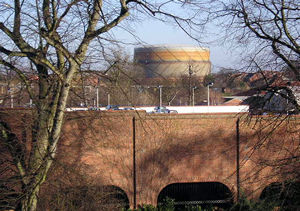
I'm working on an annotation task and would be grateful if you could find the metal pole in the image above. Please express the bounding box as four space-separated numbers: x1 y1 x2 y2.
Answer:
207 85 210 106
132 117 137 209
286 95 289 115
189 65 193 106
107 93 110 106
192 87 195 106
236 118 240 201
131 87 133 106
159 85 162 107
96 87 99 107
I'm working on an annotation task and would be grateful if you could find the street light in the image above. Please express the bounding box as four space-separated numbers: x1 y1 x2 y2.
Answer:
188 65 193 106
207 82 214 106
8 87 13 108
96 87 99 107
107 93 110 106
192 86 198 106
96 77 102 108
158 85 163 107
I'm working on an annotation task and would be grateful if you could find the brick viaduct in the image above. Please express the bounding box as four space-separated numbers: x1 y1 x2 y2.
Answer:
47 110 299 208
2 110 299 209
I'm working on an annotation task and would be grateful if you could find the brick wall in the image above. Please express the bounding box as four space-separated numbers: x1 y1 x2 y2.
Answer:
56 111 300 207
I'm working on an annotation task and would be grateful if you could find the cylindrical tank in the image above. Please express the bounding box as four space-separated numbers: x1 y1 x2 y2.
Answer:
134 46 211 78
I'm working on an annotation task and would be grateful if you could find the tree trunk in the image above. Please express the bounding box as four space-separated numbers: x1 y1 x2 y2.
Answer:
20 156 53 211
20 186 39 211
19 65 76 211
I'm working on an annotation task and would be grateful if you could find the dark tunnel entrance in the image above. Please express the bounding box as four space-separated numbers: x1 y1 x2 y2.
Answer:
100 185 130 210
157 182 233 210
260 181 300 209
39 185 129 210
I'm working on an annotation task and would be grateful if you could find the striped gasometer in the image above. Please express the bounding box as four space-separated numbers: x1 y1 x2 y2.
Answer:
134 46 211 78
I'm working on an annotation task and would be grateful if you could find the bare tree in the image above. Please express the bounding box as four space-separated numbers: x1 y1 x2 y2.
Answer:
203 0 300 205
0 1 205 210
204 0 299 111
208 0 299 76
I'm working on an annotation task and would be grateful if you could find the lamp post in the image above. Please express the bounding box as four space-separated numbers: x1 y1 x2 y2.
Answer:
107 93 110 106
207 82 213 106
96 76 101 108
158 85 163 107
188 65 193 106
192 86 198 106
8 87 13 108
96 87 99 107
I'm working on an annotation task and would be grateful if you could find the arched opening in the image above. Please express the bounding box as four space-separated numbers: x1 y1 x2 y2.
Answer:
45 185 129 211
98 185 130 210
260 181 300 208
157 182 233 210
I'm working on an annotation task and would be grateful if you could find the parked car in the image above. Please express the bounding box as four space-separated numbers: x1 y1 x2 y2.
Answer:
106 105 120 110
123 107 134 111
152 106 177 114
88 107 101 111
169 109 178 114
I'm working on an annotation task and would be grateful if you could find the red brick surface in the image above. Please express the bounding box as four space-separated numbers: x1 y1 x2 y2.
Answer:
58 112 300 207
1 110 299 208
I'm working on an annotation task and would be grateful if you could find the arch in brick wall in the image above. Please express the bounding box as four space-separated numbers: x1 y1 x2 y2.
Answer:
260 181 300 208
157 182 234 209
101 185 130 209
38 185 130 210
